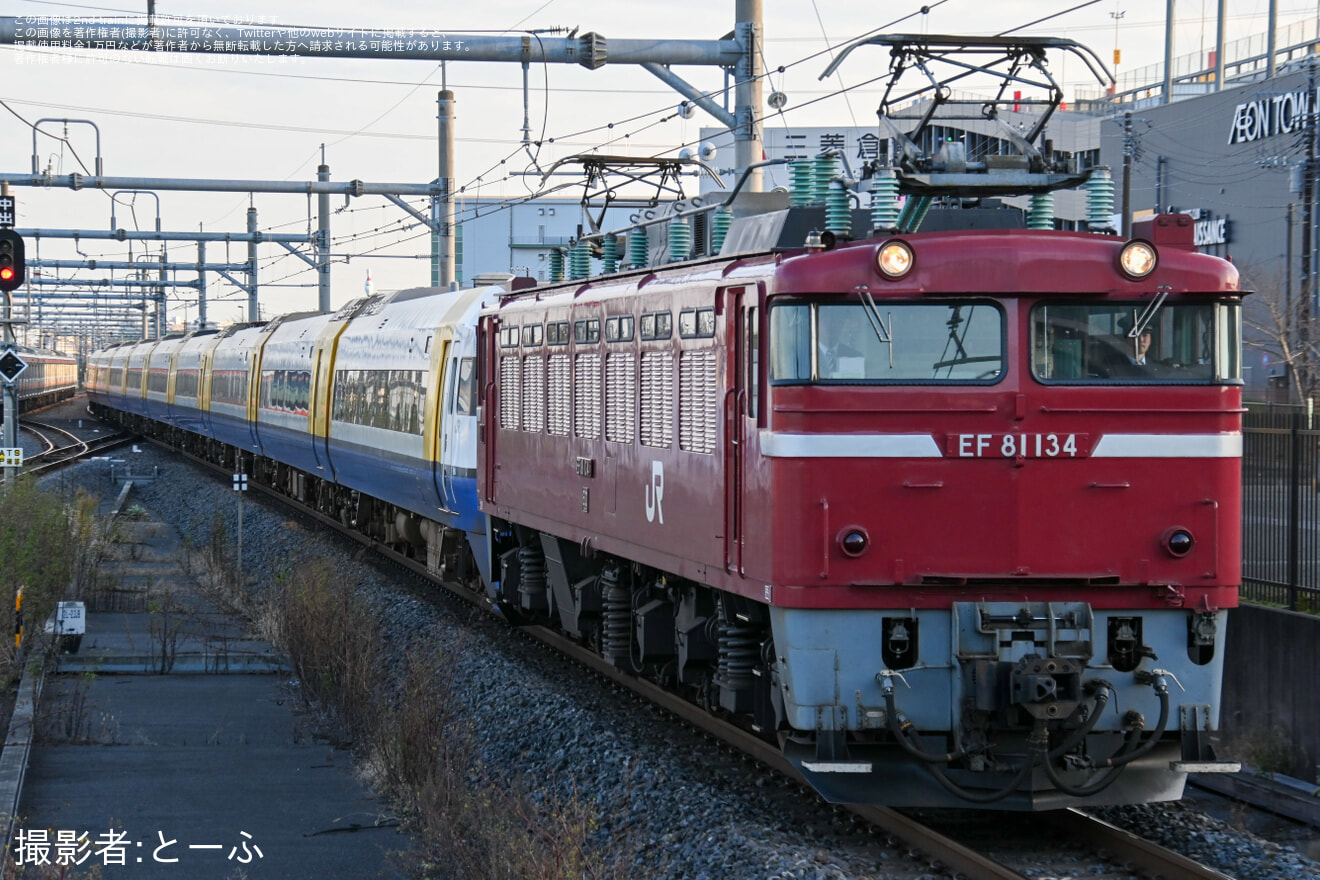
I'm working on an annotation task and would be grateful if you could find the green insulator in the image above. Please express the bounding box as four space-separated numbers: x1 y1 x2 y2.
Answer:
601 234 619 274
1028 192 1055 230
1087 167 1115 230
825 180 851 236
548 248 565 283
790 159 816 206
711 206 733 255
627 226 649 268
569 242 591 280
668 217 692 263
870 169 900 231
814 153 839 203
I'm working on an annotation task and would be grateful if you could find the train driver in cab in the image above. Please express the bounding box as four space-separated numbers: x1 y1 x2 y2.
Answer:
1130 327 1154 367
819 315 870 379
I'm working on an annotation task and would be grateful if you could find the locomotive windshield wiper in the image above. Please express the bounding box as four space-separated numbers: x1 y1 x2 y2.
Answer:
857 288 894 369
1128 290 1168 338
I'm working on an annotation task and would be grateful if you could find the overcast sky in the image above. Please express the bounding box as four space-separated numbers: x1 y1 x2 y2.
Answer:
3 0 1317 325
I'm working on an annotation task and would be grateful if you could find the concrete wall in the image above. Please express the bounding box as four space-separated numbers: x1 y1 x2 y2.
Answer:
1223 603 1320 782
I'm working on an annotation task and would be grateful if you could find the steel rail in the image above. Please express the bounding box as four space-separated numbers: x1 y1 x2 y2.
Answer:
17 422 56 457
1039 808 1237 880
19 418 130 476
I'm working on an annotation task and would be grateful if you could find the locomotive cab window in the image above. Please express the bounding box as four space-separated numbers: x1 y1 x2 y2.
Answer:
769 299 1005 383
1031 300 1241 384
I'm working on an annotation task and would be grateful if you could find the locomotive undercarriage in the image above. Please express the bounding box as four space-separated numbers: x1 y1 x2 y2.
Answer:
488 521 783 733
780 601 1236 809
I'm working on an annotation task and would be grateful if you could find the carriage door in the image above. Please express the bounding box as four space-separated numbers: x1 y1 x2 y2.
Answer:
723 286 747 575
431 341 458 512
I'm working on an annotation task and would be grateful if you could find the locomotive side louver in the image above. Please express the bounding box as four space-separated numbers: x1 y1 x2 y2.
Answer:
574 352 602 440
679 349 718 454
547 354 571 436
521 355 545 433
640 351 673 448
499 355 521 430
605 352 636 443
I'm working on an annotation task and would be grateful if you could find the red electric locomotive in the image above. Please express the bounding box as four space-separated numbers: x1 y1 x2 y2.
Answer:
476 36 1243 808
478 212 1242 809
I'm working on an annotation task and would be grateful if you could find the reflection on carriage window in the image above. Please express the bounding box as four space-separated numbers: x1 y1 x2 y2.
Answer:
770 300 1004 383
1030 301 1239 384
332 368 426 435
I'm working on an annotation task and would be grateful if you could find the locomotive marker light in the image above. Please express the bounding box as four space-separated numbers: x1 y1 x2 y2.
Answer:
1118 240 1157 279
876 240 914 278
1164 528 1195 557
838 528 870 557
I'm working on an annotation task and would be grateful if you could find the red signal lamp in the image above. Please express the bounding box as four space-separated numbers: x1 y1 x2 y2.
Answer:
0 267 13 282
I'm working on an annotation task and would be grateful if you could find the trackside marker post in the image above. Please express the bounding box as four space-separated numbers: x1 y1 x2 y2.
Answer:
233 473 246 588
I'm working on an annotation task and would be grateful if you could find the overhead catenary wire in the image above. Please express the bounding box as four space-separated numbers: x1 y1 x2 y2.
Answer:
10 0 1164 312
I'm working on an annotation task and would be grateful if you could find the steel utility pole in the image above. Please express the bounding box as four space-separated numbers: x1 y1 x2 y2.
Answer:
437 91 456 289
317 160 331 312
1121 112 1134 238
735 0 765 194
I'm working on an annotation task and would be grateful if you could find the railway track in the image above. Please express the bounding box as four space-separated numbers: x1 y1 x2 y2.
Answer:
19 417 131 476
131 430 1244 880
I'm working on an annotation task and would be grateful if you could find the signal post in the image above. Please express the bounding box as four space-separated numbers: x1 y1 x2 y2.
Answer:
0 186 27 484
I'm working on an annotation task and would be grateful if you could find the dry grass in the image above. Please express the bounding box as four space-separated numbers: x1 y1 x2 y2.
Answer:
266 564 636 879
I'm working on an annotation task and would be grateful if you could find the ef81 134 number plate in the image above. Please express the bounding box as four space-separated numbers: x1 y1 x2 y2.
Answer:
946 433 1090 458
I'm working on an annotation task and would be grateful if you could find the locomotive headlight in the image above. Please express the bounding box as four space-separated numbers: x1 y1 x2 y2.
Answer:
876 240 914 279
1164 528 1195 557
1119 240 1158 278
838 527 870 557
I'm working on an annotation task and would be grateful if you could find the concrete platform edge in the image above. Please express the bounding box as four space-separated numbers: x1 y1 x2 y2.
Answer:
0 654 45 878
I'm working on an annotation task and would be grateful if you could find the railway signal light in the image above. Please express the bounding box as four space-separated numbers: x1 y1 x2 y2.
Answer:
0 230 25 293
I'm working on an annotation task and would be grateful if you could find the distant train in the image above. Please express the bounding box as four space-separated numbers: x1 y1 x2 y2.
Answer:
87 208 1245 810
0 345 78 417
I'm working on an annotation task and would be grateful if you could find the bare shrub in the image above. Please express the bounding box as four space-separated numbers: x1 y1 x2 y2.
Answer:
37 670 101 744
266 561 379 741
147 581 191 675
264 568 633 879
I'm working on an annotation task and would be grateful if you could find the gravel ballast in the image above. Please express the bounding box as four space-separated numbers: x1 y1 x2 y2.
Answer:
42 434 1320 880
